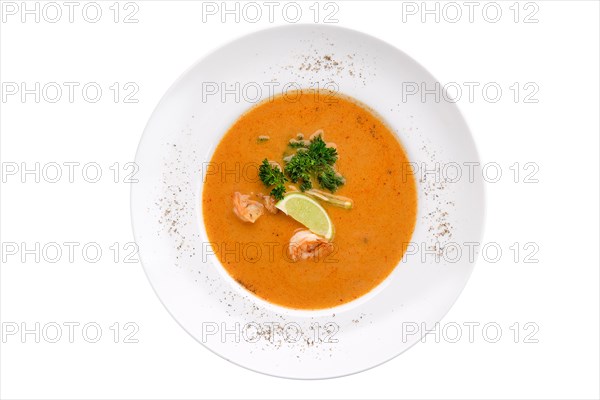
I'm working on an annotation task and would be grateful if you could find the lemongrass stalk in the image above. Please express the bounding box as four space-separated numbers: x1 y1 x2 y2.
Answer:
306 189 353 210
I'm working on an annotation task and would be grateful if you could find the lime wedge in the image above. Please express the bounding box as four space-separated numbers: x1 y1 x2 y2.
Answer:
275 193 334 240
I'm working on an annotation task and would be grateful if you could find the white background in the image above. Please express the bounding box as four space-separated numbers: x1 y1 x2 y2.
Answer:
1 1 599 399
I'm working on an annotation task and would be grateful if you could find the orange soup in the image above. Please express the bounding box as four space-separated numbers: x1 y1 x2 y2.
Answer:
202 90 417 309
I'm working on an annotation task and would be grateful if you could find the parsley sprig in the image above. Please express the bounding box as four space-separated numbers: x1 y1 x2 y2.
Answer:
258 134 345 200
258 159 287 200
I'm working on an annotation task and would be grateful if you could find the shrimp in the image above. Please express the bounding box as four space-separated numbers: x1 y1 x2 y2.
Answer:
287 230 334 262
232 192 264 223
257 193 278 214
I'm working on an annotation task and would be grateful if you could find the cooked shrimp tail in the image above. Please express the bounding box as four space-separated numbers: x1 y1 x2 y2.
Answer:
232 192 264 223
287 229 334 262
257 193 278 214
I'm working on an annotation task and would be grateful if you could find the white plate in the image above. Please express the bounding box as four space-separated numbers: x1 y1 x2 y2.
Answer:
131 25 485 379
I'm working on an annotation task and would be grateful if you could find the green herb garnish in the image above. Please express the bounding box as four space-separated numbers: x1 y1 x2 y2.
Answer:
285 135 344 193
317 168 345 192
257 135 270 143
258 159 287 201
258 134 345 200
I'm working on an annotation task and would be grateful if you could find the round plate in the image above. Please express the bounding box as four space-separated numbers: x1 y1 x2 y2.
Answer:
131 25 485 379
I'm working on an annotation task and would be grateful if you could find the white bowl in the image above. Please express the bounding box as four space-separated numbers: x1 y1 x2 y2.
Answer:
131 24 485 379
